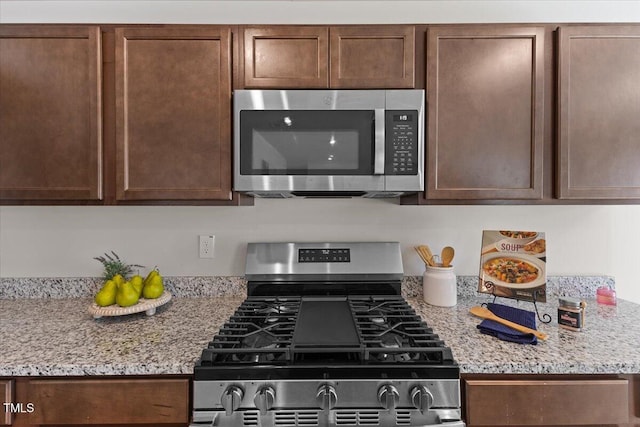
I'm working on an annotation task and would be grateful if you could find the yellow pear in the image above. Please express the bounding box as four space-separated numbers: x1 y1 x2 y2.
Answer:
112 274 125 287
95 280 117 307
116 281 140 307
142 273 164 299
143 269 158 286
130 274 144 296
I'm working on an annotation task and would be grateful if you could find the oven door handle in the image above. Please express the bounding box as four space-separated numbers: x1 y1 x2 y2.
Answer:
374 108 385 175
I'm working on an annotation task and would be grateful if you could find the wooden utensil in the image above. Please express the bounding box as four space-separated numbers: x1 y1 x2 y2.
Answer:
421 245 434 266
414 245 434 267
441 246 454 267
469 306 548 340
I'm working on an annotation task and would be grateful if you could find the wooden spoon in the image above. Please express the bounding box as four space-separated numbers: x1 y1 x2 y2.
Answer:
441 246 455 267
469 306 548 340
421 245 435 266
414 246 430 266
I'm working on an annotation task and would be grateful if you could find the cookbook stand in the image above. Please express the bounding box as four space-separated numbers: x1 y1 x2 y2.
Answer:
482 281 552 324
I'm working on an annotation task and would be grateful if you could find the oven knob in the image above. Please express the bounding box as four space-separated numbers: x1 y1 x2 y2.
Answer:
254 386 276 415
377 384 400 411
221 385 244 416
410 385 434 414
316 384 338 410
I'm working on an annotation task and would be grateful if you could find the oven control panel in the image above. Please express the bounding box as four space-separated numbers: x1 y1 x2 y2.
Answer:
385 110 419 175
298 248 351 263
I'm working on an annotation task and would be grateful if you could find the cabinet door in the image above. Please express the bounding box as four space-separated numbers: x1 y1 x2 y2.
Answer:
1 379 14 425
557 26 640 199
244 26 329 88
115 27 232 200
426 26 544 200
330 26 415 88
465 378 629 426
26 378 189 424
0 25 102 201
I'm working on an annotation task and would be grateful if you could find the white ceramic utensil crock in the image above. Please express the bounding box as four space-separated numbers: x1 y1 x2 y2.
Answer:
423 265 457 307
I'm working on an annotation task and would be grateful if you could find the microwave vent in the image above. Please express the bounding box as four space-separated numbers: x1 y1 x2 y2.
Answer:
247 192 293 199
291 191 366 198
364 192 404 198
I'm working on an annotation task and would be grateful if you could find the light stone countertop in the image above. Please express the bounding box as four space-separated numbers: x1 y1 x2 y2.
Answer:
1 294 638 377
410 296 640 375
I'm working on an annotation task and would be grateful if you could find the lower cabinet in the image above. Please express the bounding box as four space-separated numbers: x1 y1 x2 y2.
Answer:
463 374 637 426
2 377 189 427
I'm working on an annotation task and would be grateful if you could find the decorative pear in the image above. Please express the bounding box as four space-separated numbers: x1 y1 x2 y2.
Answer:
112 274 125 287
116 281 140 307
94 280 117 307
143 269 158 287
142 272 164 299
130 275 144 297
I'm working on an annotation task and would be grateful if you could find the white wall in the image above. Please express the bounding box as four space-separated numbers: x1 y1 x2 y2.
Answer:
1 1 639 24
1 202 639 303
1 1 639 303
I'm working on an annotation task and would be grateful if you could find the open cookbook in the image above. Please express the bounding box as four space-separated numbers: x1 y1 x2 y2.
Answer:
478 230 546 302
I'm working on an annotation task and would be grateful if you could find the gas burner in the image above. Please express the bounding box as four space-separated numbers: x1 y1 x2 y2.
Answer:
242 330 277 349
233 338 279 363
241 300 300 324
379 331 405 348
369 310 388 325
373 351 418 363
371 332 412 362
258 303 297 315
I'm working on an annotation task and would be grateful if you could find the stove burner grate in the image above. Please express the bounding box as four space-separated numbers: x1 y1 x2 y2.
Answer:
350 297 454 364
198 295 454 367
198 297 300 366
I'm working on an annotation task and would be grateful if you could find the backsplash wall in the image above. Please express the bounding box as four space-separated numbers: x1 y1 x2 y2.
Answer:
1 201 638 303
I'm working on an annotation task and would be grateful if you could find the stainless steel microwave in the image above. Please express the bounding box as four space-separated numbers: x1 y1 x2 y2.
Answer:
233 89 424 198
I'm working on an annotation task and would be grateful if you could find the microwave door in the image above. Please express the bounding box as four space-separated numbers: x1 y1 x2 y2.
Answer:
236 109 384 192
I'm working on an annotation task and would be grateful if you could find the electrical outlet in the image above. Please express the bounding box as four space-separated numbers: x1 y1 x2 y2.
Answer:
199 235 215 259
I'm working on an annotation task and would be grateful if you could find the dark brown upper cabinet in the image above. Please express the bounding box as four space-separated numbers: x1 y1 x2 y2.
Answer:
115 27 232 201
557 25 640 200
242 25 415 89
426 26 545 200
0 25 102 201
243 26 329 88
330 26 415 88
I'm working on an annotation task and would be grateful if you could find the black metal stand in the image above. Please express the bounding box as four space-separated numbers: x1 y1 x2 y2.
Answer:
481 281 552 324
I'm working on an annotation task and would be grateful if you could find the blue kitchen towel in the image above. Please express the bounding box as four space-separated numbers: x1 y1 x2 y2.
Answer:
477 303 538 345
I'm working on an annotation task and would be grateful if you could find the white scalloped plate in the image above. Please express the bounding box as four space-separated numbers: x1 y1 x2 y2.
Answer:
88 291 172 319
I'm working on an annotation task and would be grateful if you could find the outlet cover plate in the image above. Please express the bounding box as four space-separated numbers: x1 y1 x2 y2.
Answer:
199 235 215 259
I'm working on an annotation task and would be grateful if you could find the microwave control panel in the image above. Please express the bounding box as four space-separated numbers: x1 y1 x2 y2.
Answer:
385 110 419 175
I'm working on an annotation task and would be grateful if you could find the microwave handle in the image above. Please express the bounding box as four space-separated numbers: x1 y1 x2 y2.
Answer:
374 109 385 175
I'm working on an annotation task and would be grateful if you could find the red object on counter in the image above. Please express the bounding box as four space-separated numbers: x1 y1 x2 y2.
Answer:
596 286 617 306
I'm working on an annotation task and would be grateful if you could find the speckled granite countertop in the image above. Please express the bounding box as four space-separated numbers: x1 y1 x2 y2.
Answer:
410 296 640 375
1 294 638 377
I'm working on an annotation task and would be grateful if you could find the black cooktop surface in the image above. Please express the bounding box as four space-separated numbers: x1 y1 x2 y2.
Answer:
197 295 456 374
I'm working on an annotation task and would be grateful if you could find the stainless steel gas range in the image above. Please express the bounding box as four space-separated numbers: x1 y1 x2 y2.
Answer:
190 242 464 427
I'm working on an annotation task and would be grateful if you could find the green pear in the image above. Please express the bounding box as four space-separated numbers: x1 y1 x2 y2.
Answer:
130 274 144 297
116 281 140 307
95 280 117 307
111 274 125 286
143 269 158 286
142 273 164 299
